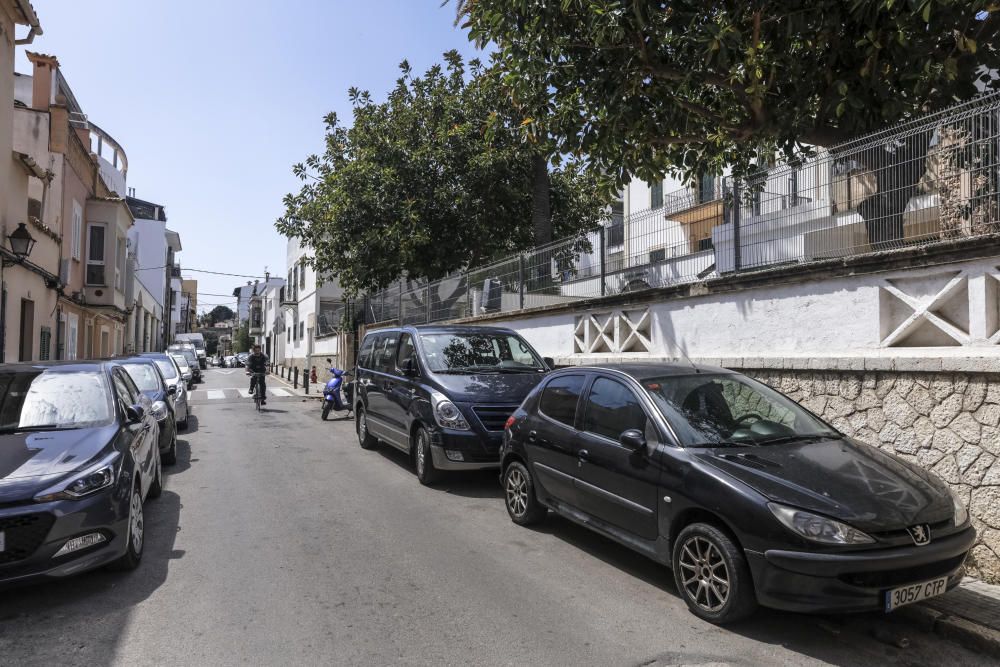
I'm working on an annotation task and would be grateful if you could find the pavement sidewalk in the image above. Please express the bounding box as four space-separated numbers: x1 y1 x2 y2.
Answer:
269 372 317 398
900 577 1000 658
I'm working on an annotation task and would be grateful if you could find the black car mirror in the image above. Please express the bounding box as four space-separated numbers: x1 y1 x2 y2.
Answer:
125 404 145 424
620 429 646 451
167 385 177 395
543 356 555 369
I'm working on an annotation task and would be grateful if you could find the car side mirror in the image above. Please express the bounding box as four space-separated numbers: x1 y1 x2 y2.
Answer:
126 404 145 424
167 385 177 395
543 356 555 369
619 429 646 451
399 358 417 376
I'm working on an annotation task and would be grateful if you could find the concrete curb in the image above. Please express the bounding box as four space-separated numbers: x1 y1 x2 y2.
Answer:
897 605 1000 659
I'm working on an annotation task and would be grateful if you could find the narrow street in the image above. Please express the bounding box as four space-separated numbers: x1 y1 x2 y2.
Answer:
0 368 989 666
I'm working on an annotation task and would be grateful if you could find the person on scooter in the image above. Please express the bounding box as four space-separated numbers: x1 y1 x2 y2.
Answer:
245 344 269 405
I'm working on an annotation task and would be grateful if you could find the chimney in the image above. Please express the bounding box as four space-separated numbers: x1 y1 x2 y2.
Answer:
25 51 59 111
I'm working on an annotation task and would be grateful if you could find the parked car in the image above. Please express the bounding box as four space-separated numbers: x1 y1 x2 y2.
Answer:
236 352 249 367
500 363 975 624
0 361 162 586
170 353 195 390
139 352 190 429
354 325 550 485
119 356 178 465
167 344 201 383
174 333 207 369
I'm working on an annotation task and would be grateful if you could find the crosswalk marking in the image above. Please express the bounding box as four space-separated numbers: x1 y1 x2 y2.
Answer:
270 388 292 397
189 387 300 401
238 389 252 398
206 390 226 400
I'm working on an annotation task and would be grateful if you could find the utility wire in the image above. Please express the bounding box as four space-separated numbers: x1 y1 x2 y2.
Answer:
135 265 266 279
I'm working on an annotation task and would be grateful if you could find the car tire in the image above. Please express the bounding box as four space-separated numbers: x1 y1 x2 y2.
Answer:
163 429 178 466
672 523 757 624
177 413 188 430
356 408 378 450
322 403 331 421
503 460 546 525
110 482 145 571
413 426 443 486
148 450 163 499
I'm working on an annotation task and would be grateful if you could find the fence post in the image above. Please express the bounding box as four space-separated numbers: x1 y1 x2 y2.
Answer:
425 284 431 323
518 255 525 310
732 179 742 272
599 226 606 297
380 291 386 322
466 271 472 317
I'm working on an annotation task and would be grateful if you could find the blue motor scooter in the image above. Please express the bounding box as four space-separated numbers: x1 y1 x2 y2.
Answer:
321 368 354 420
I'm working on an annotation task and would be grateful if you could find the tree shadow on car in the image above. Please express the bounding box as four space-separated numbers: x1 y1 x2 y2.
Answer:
0 487 184 665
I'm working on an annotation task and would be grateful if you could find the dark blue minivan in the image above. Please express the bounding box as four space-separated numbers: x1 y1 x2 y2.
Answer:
354 325 550 485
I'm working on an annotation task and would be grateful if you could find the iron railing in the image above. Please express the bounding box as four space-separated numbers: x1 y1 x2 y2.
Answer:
361 92 1000 326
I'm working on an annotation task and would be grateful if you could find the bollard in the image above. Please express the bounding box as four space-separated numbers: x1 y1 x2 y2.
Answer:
304 373 309 395
294 366 299 389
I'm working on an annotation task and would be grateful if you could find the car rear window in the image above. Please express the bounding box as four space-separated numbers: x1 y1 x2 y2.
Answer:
121 363 161 392
153 359 177 379
539 375 586 427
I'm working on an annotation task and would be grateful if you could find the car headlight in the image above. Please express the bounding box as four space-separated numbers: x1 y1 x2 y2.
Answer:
950 487 969 527
431 392 470 431
35 452 121 502
151 400 168 421
768 503 875 545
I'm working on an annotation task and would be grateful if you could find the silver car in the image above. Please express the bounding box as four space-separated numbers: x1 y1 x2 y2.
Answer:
140 352 190 429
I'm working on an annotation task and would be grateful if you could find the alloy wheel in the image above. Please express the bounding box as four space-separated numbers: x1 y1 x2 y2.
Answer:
678 536 729 612
505 467 528 517
129 489 144 554
416 432 427 476
359 413 368 441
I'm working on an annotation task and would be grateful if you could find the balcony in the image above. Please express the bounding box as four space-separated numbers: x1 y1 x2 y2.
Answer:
88 121 128 197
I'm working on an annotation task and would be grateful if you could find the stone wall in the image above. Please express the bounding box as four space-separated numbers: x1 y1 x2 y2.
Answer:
746 368 1000 584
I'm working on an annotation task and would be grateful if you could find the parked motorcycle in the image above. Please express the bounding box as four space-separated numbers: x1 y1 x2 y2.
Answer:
321 368 354 420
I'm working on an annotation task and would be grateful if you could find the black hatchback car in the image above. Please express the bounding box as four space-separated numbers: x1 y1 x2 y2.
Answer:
0 361 162 587
501 363 975 624
354 325 549 484
119 356 178 465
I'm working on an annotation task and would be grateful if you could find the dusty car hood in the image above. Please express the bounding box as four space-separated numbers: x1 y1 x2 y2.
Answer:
695 437 953 532
0 425 117 500
430 371 546 404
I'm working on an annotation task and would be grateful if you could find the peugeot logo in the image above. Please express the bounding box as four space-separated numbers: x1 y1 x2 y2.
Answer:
907 524 931 546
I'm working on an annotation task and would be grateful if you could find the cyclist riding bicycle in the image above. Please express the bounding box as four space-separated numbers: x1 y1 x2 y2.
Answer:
245 344 270 405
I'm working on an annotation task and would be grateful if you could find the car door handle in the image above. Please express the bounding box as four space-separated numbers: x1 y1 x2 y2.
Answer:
578 449 590 461
527 430 537 443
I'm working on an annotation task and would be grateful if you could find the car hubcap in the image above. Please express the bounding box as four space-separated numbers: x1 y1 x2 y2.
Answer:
506 468 528 517
129 491 144 553
359 414 367 441
416 434 426 475
679 536 729 612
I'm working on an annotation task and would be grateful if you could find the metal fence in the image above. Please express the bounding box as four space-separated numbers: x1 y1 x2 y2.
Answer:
362 92 1000 326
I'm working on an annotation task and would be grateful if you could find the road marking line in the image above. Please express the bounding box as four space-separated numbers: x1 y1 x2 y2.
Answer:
238 389 252 398
206 390 226 400
269 388 292 397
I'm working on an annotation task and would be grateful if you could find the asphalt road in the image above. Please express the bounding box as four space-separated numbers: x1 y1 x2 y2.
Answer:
0 368 992 666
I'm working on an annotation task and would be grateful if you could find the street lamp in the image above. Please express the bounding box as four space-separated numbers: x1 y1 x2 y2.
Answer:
1 223 37 362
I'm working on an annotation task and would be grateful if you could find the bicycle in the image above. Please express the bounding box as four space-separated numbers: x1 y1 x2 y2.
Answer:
249 372 266 411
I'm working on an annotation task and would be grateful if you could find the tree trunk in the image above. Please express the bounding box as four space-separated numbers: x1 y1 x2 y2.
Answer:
532 152 552 246
854 132 929 251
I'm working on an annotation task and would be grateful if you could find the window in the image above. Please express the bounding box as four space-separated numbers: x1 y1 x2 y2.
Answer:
418 332 543 372
0 370 113 429
39 327 51 361
112 370 138 408
299 263 306 289
539 374 586 427
122 363 161 392
115 236 126 291
375 335 399 374
698 172 715 203
583 378 647 441
71 200 83 260
649 248 666 263
396 333 416 371
299 321 304 339
86 223 106 286
649 180 663 209
357 334 377 369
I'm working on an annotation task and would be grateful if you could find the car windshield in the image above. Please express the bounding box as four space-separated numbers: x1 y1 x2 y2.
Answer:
121 363 161 392
153 359 177 379
419 332 544 373
642 373 838 447
0 370 113 431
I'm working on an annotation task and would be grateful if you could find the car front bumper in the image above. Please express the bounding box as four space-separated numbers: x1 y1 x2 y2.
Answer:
428 429 501 471
0 487 131 587
746 526 976 613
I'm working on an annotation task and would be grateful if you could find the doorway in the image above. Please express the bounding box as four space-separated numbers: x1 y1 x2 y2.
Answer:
19 299 34 362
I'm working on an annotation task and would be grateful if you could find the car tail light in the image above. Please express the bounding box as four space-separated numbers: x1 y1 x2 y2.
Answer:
504 415 516 430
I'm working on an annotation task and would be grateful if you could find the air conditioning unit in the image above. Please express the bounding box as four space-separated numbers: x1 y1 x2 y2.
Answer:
59 258 70 285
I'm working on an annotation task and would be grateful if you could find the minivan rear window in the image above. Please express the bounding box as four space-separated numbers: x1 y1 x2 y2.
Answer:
539 375 586 427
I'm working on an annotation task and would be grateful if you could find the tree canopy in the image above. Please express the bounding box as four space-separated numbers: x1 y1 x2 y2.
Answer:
204 305 235 327
459 1 999 186
277 51 609 295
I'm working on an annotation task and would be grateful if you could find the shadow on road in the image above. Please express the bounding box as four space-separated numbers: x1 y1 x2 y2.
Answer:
179 413 200 434
372 445 503 498
0 466 185 666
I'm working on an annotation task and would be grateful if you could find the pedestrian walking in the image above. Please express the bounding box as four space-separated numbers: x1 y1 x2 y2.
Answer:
310 366 318 384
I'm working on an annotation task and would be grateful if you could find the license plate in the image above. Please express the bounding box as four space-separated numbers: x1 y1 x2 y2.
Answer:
885 576 948 611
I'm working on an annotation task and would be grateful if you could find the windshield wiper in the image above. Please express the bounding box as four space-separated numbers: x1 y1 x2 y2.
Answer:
687 440 757 448
755 433 839 446
0 424 70 434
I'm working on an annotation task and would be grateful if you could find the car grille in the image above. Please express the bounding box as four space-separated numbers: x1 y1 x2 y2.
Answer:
0 513 56 564
472 405 519 432
838 553 967 588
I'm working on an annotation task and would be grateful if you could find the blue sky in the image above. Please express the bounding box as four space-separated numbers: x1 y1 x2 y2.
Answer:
21 1 481 313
